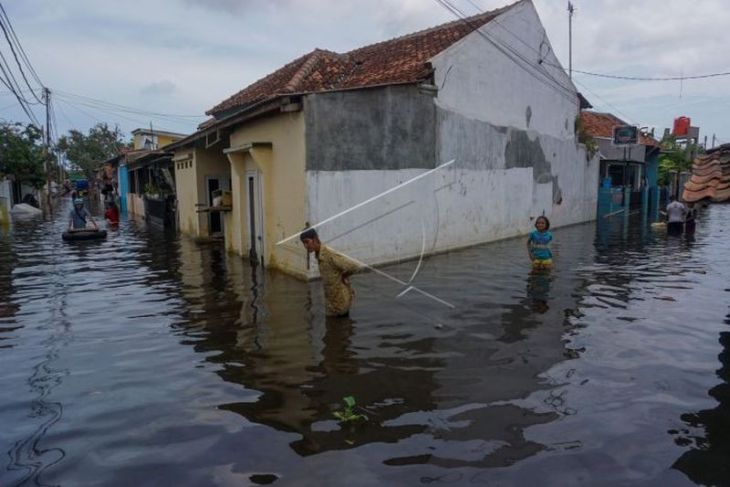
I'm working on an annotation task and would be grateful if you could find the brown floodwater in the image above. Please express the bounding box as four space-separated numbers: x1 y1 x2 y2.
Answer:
1 200 728 486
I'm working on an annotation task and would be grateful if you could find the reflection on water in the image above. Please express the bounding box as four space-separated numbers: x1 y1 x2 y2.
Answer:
0 201 729 486
672 305 730 484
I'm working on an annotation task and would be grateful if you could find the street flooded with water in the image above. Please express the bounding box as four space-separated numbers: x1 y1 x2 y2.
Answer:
1 202 729 486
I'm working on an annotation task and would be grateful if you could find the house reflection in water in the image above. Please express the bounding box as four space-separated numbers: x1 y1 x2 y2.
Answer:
171 233 588 468
672 308 730 484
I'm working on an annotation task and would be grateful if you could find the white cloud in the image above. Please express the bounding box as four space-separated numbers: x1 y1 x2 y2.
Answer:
1 0 728 142
140 80 177 95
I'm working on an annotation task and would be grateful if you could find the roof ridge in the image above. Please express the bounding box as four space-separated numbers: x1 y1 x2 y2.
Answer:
346 0 523 57
205 0 525 116
283 49 342 93
205 50 315 115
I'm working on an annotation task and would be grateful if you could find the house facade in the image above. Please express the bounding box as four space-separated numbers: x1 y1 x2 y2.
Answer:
170 0 599 279
580 111 660 191
172 136 232 239
113 129 186 219
580 111 661 218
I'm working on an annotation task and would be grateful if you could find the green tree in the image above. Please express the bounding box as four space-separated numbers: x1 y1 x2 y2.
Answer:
0 122 47 188
658 135 704 185
57 123 128 180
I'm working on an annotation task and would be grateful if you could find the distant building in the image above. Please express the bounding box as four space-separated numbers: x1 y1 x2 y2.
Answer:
131 128 187 151
580 111 660 213
169 0 599 279
104 128 187 222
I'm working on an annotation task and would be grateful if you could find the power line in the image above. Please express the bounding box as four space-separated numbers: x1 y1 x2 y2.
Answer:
0 2 41 127
0 63 41 126
54 89 205 119
571 76 635 124
433 0 579 106
0 3 43 87
55 94 199 131
0 11 43 103
571 68 730 82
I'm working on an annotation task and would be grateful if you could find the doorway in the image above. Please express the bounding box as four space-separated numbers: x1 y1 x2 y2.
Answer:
206 176 231 235
245 170 264 266
207 177 221 234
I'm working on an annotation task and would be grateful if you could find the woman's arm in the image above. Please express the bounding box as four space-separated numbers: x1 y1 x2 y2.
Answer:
88 214 99 230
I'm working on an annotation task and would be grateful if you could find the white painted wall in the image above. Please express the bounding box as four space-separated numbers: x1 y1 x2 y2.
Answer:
431 0 577 139
304 0 598 271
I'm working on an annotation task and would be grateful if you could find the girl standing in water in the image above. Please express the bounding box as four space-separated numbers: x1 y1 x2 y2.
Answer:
527 216 553 269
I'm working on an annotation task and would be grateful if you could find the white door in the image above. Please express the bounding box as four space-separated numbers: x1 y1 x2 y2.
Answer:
245 170 264 266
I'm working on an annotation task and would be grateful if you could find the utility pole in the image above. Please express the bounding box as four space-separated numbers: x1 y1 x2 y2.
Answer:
712 133 716 149
568 2 575 80
43 87 52 204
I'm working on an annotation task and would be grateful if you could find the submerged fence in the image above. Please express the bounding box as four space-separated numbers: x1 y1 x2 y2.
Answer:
597 186 664 223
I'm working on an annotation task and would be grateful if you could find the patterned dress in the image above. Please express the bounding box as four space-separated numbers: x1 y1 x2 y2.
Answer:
317 245 360 316
528 230 553 267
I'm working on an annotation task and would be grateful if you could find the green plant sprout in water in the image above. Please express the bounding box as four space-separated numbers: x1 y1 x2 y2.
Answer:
333 396 368 423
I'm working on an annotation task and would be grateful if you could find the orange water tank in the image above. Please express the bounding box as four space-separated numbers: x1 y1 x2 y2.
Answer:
673 116 691 136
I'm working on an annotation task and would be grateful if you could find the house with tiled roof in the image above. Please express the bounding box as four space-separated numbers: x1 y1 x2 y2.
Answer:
169 0 599 278
579 111 661 213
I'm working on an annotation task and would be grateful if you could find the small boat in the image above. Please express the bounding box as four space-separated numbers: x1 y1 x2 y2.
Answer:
62 229 108 241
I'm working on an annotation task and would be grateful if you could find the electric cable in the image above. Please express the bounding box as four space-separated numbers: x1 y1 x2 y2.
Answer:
0 3 43 87
432 0 579 106
0 14 43 103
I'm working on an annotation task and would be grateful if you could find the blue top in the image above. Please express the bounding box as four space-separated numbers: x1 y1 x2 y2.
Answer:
69 208 89 229
528 230 553 260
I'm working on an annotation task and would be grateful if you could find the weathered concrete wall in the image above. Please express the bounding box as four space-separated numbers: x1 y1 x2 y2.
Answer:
596 138 646 163
304 85 436 170
431 0 598 231
303 0 598 270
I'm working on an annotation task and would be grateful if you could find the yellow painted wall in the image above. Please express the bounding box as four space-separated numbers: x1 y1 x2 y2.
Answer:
174 145 230 238
158 135 180 148
173 151 199 236
132 133 183 150
127 193 145 217
224 111 308 279
195 145 231 237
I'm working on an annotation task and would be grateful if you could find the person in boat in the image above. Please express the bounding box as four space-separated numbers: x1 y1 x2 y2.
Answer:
300 227 361 317
104 201 120 225
527 215 553 270
68 198 98 232
666 196 686 236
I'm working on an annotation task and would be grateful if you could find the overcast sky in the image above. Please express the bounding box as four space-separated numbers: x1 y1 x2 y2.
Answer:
1 0 728 145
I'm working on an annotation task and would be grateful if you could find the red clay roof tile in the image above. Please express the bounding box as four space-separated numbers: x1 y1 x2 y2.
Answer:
683 144 730 202
580 111 658 146
206 1 521 116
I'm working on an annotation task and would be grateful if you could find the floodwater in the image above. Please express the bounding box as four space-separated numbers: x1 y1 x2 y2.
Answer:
1 201 728 487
